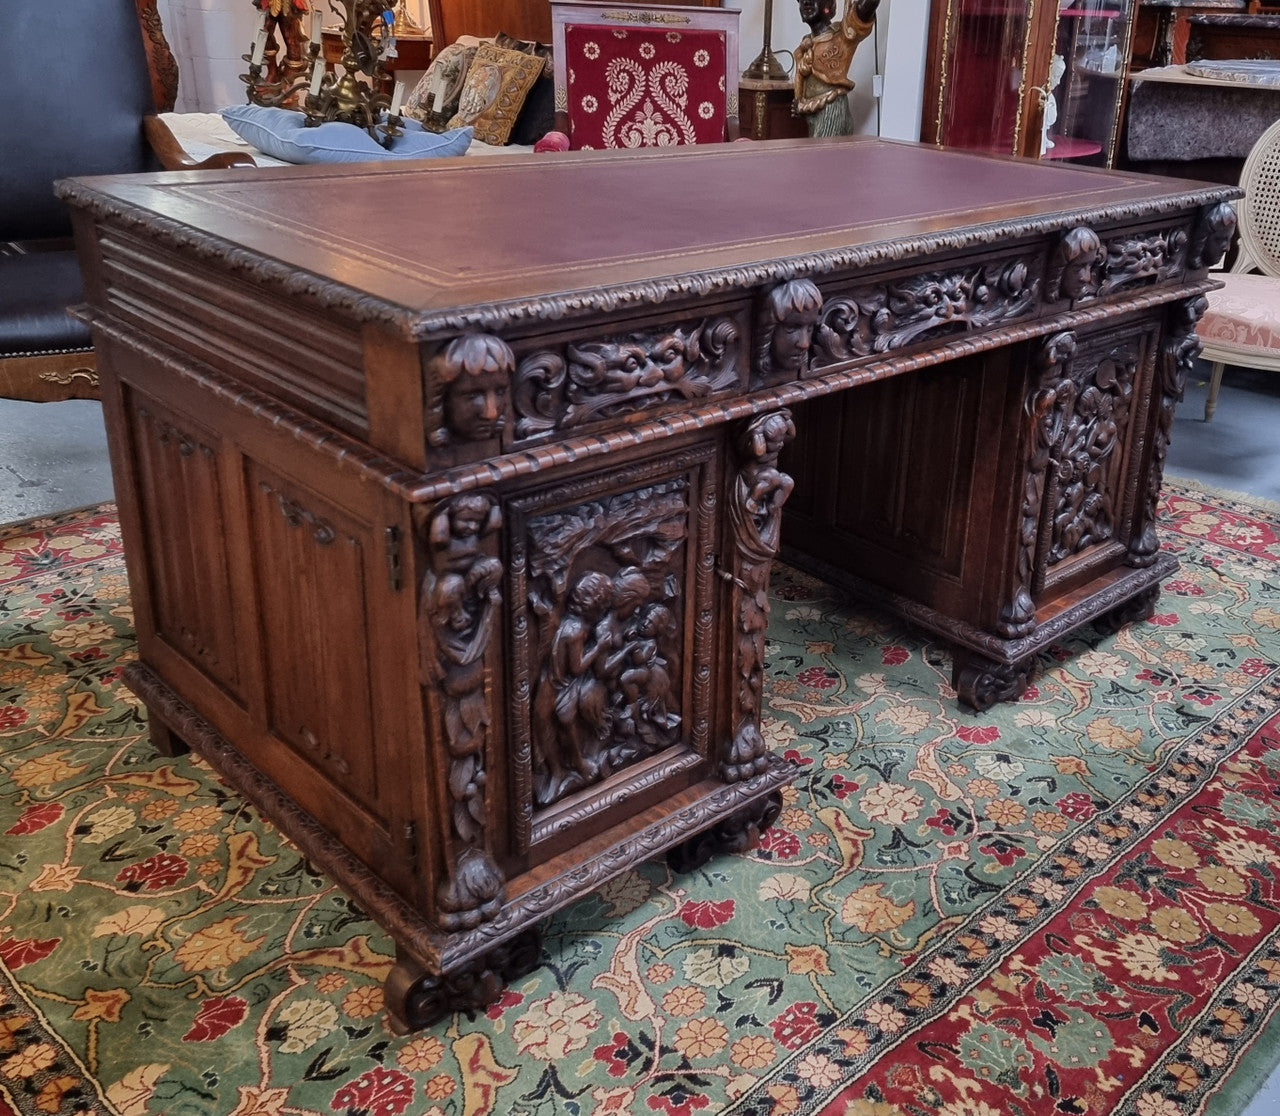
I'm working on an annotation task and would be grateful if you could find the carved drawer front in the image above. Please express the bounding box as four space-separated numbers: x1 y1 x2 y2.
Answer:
245 465 396 861
126 397 244 700
508 311 749 443
1031 319 1161 599
504 439 721 863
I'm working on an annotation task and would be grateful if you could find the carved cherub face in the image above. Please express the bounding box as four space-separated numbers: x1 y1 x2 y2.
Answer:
437 333 514 443
763 279 824 377
446 366 508 441
449 495 490 538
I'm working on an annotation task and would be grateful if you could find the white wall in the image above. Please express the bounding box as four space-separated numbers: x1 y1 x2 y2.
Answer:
161 0 930 138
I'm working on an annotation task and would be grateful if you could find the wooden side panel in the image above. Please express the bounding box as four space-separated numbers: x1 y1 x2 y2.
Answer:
247 465 383 816
126 399 244 699
96 227 368 437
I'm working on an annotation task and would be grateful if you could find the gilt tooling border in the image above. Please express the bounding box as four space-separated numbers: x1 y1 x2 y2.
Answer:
56 179 1239 338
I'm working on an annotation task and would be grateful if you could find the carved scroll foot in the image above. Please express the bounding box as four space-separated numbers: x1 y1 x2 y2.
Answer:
146 714 189 758
1126 524 1161 569
667 791 783 874
1094 585 1161 637
952 652 1033 713
384 928 543 1035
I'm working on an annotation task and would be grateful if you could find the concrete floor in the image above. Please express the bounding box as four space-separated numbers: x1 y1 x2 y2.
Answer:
3 364 1280 1112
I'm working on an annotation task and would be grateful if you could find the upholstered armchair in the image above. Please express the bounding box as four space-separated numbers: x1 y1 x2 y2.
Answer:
546 1 741 150
2 0 250 403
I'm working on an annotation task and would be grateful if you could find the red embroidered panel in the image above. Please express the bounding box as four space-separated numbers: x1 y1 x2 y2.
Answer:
563 24 728 150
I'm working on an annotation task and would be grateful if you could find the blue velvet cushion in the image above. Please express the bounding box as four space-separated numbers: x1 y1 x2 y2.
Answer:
220 105 472 164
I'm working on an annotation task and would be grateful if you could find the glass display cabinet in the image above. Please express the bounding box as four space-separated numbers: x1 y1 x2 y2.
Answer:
922 0 1140 166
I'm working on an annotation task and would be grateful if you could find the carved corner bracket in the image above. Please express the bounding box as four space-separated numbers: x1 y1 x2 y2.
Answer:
418 492 507 932
722 410 795 782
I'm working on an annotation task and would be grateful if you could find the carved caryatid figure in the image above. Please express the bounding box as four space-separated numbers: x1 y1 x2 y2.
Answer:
724 410 796 783
428 333 514 447
792 0 879 137
756 278 824 384
421 493 506 931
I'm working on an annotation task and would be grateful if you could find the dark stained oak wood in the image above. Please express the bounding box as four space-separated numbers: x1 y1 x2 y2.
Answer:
60 139 1238 1028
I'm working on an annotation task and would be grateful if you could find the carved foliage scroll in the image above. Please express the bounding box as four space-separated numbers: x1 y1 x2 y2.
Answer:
525 481 689 809
1130 295 1209 567
724 410 795 782
998 332 1077 640
420 494 506 931
1045 343 1138 567
1048 223 1191 303
513 316 742 437
808 258 1040 371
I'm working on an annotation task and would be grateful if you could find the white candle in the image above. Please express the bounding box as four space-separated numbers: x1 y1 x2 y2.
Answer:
389 79 405 116
255 7 268 33
311 7 322 41
309 60 325 96
251 28 268 65
431 71 446 113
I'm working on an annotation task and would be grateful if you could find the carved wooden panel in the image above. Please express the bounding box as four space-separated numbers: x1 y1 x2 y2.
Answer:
510 312 747 441
1036 318 1161 596
248 466 384 816
783 350 1009 631
505 441 720 860
127 399 242 698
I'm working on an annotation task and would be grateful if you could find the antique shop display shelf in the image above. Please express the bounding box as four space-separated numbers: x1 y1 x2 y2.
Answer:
59 138 1236 1030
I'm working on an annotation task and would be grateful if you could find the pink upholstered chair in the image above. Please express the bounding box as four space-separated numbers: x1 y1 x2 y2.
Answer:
546 1 741 150
1198 117 1280 420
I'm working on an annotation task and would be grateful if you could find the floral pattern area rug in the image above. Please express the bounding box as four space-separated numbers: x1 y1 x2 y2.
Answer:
3 480 1280 1116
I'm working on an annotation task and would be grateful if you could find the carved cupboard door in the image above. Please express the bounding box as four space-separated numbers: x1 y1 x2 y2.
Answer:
500 436 722 869
1012 316 1163 621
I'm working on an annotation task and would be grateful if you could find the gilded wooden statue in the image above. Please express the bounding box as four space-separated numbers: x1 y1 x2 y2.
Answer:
792 0 880 137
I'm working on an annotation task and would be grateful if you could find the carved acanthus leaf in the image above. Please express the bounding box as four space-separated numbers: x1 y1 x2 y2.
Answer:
514 316 741 437
811 257 1039 369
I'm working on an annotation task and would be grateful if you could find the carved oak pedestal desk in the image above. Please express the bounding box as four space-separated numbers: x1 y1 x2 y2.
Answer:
60 139 1236 1030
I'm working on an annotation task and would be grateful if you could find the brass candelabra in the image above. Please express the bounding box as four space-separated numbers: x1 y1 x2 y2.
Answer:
242 0 406 147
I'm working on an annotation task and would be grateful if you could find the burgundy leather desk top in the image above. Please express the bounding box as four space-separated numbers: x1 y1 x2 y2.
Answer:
62 136 1235 333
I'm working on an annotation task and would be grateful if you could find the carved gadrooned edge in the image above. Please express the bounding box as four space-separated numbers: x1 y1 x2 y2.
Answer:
1188 201 1238 271
56 179 1240 339
783 547 1178 667
90 277 1221 516
1129 294 1209 567
996 331 1077 640
123 661 450 968
398 280 1222 507
436 755 796 969
125 659 795 980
